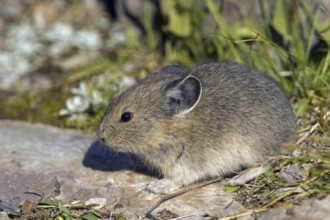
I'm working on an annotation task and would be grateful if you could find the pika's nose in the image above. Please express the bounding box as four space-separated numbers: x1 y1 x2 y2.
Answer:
97 123 115 143
96 128 105 143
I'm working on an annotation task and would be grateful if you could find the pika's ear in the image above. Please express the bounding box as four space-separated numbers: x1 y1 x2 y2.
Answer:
165 75 202 115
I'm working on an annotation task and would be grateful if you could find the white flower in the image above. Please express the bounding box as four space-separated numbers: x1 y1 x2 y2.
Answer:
46 23 75 56
73 30 102 50
106 31 127 49
90 90 104 105
6 24 42 56
0 52 30 88
111 31 126 44
58 108 71 117
46 23 74 43
119 76 135 91
71 82 88 97
65 96 90 113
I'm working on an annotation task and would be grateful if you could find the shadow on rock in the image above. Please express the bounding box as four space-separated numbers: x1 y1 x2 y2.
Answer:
82 140 157 177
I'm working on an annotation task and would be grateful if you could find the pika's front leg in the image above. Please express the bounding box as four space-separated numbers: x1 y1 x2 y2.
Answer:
146 178 181 194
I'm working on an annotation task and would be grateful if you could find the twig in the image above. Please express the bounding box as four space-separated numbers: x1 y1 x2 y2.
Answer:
170 213 206 220
223 199 234 209
296 123 319 145
217 208 268 220
145 177 223 217
217 176 317 220
260 176 317 209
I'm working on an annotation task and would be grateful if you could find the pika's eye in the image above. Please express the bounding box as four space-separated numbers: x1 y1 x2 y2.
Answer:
120 112 133 122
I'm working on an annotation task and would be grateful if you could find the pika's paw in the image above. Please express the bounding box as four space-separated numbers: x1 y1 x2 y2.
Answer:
146 179 180 194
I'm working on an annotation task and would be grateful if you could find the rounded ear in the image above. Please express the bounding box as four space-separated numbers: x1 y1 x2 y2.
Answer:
165 75 202 115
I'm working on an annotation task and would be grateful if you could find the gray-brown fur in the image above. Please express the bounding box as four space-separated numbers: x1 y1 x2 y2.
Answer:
97 62 295 194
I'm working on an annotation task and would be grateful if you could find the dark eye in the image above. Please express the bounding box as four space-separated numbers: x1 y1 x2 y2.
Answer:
120 112 133 122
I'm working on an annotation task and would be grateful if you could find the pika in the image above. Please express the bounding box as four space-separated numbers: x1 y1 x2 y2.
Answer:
97 62 295 194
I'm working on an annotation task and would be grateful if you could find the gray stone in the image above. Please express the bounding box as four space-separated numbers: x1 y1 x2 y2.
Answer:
0 120 236 218
280 163 303 183
291 195 330 220
257 209 288 220
2 120 328 219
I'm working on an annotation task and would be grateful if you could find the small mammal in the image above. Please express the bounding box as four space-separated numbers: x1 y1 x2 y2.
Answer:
97 62 295 194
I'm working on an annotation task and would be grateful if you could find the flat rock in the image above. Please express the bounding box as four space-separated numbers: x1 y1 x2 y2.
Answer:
0 120 240 219
2 120 328 219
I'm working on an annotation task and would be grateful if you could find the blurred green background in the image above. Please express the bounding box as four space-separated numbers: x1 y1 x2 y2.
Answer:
0 0 329 136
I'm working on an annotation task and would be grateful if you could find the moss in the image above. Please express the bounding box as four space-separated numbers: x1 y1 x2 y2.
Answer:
0 88 70 128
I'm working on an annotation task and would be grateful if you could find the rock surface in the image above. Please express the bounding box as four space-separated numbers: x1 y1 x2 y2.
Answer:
0 120 329 219
0 120 240 219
